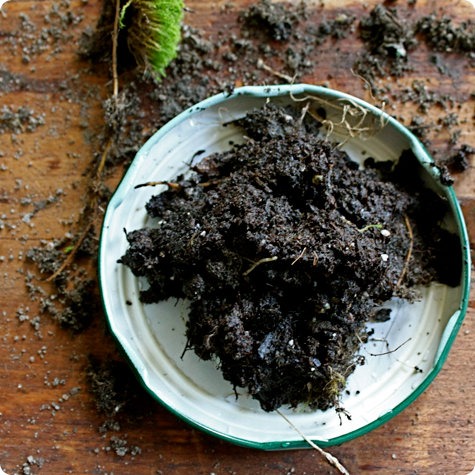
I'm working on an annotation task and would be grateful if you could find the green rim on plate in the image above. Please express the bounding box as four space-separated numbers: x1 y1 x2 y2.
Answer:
99 84 470 450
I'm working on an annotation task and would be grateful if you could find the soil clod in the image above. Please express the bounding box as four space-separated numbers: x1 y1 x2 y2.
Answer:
120 103 461 412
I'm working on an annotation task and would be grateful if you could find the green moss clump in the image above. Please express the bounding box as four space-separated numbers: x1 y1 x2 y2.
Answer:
121 0 184 77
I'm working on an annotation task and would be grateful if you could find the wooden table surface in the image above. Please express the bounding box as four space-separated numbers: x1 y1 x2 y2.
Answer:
1 0 474 474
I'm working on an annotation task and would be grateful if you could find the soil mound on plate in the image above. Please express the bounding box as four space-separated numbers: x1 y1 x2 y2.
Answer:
119 103 461 412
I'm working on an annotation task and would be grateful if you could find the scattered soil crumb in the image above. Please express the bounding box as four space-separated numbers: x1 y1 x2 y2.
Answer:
86 356 152 419
445 144 474 173
18 455 44 475
25 244 99 332
240 0 299 41
105 435 142 458
87 357 135 416
356 4 417 80
0 105 45 134
416 14 475 54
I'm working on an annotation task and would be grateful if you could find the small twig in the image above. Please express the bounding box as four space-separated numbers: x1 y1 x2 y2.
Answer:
46 136 110 281
356 333 412 357
134 179 223 190
291 247 307 265
135 180 182 190
298 102 310 127
256 58 295 83
46 220 94 282
112 0 121 98
395 214 414 288
96 137 112 178
46 141 110 281
350 67 378 103
243 256 278 276
312 251 318 266
368 337 412 356
276 410 350 475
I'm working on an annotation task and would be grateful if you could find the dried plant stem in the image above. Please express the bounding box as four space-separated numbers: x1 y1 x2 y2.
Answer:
276 410 351 475
357 332 412 357
97 137 113 178
396 214 414 288
243 256 278 276
46 221 95 282
257 58 294 83
291 247 307 265
369 337 412 357
112 0 121 98
47 1 122 281
135 180 181 190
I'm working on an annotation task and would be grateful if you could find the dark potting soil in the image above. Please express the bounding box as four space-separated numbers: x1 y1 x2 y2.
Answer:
119 103 461 412
2 0 471 470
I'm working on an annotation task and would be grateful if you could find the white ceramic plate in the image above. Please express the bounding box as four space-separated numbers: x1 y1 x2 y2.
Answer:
99 85 470 449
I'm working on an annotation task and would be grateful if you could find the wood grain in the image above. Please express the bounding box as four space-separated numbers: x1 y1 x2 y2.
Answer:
0 0 474 474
